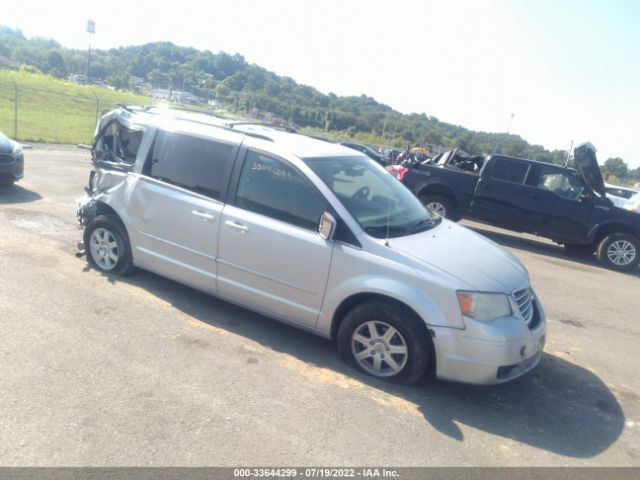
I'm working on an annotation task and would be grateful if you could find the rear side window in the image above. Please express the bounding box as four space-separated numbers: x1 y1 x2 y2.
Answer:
491 158 530 184
234 151 326 230
147 131 233 200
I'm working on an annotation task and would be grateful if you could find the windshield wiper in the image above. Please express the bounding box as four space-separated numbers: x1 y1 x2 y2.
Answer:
407 217 438 234
364 225 407 238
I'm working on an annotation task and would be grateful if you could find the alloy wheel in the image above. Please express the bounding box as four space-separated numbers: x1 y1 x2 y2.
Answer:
426 201 447 217
351 320 408 377
607 240 636 266
89 227 120 271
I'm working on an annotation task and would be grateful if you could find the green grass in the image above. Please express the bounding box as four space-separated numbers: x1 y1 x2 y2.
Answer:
0 70 159 144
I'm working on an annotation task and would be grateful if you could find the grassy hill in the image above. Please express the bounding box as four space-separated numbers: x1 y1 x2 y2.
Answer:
0 69 156 144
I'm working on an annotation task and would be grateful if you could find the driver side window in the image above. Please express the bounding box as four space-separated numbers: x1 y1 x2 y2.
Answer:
234 151 327 230
536 168 584 200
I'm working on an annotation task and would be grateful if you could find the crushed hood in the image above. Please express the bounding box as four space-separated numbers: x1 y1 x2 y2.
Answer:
574 142 605 197
388 220 529 293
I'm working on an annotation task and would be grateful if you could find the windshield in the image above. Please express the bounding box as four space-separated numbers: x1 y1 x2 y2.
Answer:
304 156 439 238
362 145 381 157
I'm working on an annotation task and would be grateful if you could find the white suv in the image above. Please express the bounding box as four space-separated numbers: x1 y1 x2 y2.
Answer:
78 107 546 385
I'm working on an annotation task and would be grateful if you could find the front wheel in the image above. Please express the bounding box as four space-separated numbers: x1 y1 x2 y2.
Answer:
596 233 640 272
337 300 432 384
84 214 134 275
419 194 455 220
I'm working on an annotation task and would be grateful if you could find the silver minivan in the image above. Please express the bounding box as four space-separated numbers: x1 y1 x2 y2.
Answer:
78 107 546 385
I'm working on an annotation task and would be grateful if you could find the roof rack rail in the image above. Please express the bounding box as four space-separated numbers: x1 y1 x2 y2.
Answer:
116 104 147 113
302 133 334 143
242 132 274 142
145 105 228 119
227 121 296 133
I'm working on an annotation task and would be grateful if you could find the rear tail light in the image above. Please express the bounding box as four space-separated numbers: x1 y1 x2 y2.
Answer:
386 165 409 182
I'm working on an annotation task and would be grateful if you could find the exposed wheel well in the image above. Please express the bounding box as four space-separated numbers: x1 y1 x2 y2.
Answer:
592 224 638 246
92 202 131 242
418 185 457 207
94 201 119 219
330 293 436 373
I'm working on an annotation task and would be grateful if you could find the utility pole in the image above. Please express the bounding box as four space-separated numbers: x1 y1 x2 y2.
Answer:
85 19 95 85
565 140 574 167
381 112 389 138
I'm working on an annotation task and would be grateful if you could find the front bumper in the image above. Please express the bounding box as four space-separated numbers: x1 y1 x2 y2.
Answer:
431 297 546 385
0 153 24 181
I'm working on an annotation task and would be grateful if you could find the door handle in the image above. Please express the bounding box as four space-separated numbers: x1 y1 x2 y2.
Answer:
482 183 492 190
225 220 249 233
192 210 215 221
528 193 539 199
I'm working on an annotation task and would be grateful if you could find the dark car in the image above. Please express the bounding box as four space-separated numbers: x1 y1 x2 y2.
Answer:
340 142 387 165
0 131 24 186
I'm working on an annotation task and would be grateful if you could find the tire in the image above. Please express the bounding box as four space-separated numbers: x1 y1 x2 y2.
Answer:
420 194 454 219
337 300 432 384
0 177 15 187
563 243 595 257
596 233 640 272
83 214 134 275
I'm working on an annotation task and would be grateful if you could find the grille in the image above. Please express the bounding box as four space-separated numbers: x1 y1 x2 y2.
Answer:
0 153 15 165
513 287 534 326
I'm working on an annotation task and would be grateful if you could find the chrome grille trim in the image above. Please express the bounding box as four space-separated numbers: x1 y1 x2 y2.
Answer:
513 287 534 326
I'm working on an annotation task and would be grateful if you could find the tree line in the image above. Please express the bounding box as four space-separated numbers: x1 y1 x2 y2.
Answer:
0 25 636 180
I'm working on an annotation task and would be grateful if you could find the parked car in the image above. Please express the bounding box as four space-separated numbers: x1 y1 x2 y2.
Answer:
624 191 640 214
340 141 387 165
0 131 24 186
78 106 546 385
605 183 638 208
388 144 640 271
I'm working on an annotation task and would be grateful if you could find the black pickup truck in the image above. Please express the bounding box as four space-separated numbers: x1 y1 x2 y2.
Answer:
388 143 640 271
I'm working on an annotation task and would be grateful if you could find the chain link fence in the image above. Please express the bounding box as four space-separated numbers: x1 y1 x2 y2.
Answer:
0 78 143 145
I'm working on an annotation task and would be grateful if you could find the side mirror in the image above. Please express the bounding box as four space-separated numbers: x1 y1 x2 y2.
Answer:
318 211 337 241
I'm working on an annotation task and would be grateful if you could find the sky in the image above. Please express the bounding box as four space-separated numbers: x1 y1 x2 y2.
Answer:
3 0 640 167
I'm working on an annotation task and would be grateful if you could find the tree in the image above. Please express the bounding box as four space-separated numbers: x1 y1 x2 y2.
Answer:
46 50 65 77
603 157 628 179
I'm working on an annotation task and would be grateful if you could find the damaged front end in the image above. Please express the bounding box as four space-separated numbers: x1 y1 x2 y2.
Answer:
77 194 98 227
76 107 146 252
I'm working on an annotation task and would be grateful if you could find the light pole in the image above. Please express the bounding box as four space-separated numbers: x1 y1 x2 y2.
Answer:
85 19 95 85
202 73 214 105
493 113 515 154
507 113 515 135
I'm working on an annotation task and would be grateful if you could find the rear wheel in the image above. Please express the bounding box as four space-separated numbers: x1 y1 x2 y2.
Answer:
596 233 640 272
419 194 454 219
337 300 432 384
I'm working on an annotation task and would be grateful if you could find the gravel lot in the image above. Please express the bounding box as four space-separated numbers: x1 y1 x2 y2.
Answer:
1 145 639 466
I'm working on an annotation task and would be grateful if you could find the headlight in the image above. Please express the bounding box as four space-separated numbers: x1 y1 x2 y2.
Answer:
457 291 512 322
12 142 23 155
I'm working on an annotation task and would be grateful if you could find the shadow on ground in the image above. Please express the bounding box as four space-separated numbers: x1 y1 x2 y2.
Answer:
86 263 626 459
467 224 640 277
0 184 43 204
